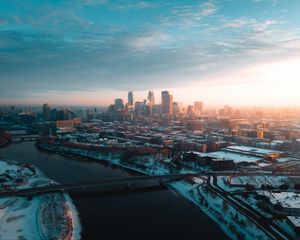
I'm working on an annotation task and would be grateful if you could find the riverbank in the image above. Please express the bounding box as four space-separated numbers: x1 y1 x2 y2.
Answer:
37 143 172 176
0 141 230 239
37 143 269 240
0 132 11 148
0 160 81 240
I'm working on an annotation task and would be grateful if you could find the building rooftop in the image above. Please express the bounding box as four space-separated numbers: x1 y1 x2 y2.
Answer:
225 145 283 157
205 151 261 163
288 216 300 227
260 191 300 209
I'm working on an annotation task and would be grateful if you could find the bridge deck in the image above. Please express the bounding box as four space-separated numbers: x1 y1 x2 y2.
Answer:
1 171 300 198
0 173 191 198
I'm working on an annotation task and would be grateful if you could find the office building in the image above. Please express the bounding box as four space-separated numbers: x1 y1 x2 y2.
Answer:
128 91 134 106
161 91 173 115
194 101 203 114
115 98 125 110
147 91 155 106
42 103 51 121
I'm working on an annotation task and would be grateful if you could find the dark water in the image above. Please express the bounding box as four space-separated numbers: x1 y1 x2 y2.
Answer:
0 142 229 240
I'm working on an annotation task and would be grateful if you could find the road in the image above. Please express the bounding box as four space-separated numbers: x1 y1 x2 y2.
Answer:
208 175 297 240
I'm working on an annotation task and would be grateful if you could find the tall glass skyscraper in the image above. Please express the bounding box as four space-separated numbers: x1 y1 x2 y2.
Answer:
161 91 173 115
128 91 134 106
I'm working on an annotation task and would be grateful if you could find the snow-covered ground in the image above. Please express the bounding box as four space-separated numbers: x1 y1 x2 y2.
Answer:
40 144 274 240
218 175 300 239
169 181 271 240
40 143 300 240
229 175 289 188
0 160 81 240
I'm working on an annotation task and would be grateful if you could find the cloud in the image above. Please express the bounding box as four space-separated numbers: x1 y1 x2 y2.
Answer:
223 17 278 30
127 32 170 51
221 17 281 41
159 1 217 28
252 0 278 5
74 0 107 6
223 18 257 28
252 19 277 33
200 2 217 17
1 0 300 104
109 1 156 11
1 19 300 101
0 19 8 25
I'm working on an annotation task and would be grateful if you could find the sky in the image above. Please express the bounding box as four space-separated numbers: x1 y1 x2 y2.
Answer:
0 0 300 106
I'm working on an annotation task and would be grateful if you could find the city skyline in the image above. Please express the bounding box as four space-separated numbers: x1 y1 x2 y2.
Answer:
1 0 300 106
2 1 300 240
2 88 300 109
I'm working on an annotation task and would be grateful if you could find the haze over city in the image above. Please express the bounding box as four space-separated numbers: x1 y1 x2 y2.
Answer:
1 0 300 106
2 1 300 240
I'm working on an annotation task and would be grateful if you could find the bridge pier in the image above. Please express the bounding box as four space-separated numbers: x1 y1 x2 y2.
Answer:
159 180 164 187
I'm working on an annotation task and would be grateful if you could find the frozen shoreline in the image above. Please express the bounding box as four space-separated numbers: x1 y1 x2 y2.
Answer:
38 143 272 240
0 159 81 240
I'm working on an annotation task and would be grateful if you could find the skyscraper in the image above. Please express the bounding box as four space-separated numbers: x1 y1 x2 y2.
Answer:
42 103 51 121
194 101 203 114
128 91 134 106
173 102 180 116
115 98 125 110
169 94 173 115
161 91 173 115
187 105 194 118
147 91 155 106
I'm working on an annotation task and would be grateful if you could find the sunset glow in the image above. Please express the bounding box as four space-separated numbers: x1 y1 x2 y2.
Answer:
173 57 300 106
1 0 300 106
2 2 300 240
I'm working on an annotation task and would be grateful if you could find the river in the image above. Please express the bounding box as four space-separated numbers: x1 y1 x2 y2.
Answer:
0 142 229 239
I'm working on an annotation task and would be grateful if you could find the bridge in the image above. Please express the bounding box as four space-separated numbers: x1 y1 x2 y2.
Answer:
0 173 194 198
11 134 40 143
1 170 300 198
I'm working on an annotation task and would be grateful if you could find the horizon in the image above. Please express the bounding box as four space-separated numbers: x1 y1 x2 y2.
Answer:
2 88 300 109
2 2 300 240
2 97 300 110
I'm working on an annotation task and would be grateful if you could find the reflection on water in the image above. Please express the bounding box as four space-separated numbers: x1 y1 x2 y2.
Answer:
0 142 229 240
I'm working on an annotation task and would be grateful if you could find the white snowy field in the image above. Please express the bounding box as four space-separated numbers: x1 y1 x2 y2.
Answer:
0 160 81 240
229 176 289 188
169 181 271 240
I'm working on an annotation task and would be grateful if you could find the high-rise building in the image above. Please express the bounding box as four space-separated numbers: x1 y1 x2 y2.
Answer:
115 98 125 110
223 105 233 116
50 108 58 121
168 94 173 115
194 101 203 114
128 91 134 106
134 101 143 115
161 91 173 115
187 105 195 118
147 91 155 115
161 91 168 114
173 102 180 116
42 103 51 121
147 91 155 106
